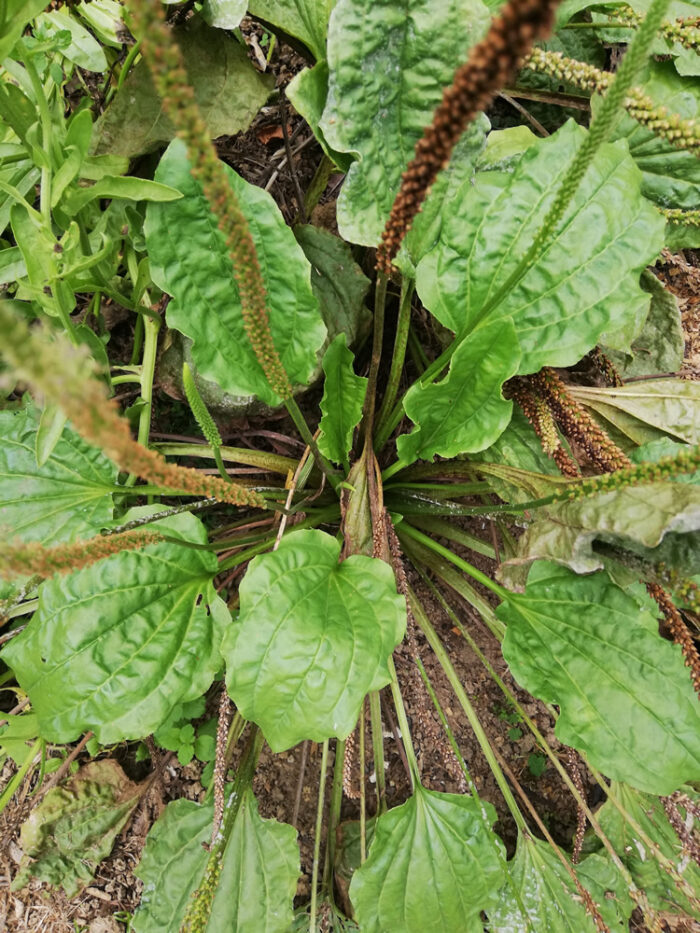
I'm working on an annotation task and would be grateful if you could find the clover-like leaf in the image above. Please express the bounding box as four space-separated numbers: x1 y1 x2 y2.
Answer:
397 318 520 467
146 140 326 407
349 784 505 933
319 0 490 246
134 790 299 933
318 334 367 465
416 120 665 373
223 530 406 751
0 406 116 548
487 835 633 932
13 760 142 897
498 562 700 794
1 512 226 744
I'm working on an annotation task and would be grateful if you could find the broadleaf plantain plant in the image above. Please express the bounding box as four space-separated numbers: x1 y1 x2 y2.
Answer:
0 0 699 930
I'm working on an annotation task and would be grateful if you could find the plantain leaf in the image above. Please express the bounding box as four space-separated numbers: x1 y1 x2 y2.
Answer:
569 379 700 447
222 530 406 752
134 789 299 933
598 59 700 210
248 0 337 60
93 20 273 158
201 0 247 28
319 0 490 246
592 782 700 920
318 334 367 464
498 562 700 794
397 318 520 466
487 835 633 932
0 406 116 548
12 760 142 897
415 120 665 373
1 512 227 744
145 139 326 407
349 784 505 933
287 62 354 171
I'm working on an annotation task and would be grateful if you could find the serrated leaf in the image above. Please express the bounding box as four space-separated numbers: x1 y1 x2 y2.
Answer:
397 318 520 466
415 120 665 373
12 760 142 897
569 379 700 448
146 139 326 407
349 784 505 933
600 59 700 210
134 789 299 933
0 406 116 547
223 529 406 751
93 20 273 158
487 835 632 932
498 562 700 794
593 782 700 920
502 478 700 576
604 271 684 379
319 0 490 246
248 0 336 60
1 512 227 744
201 0 246 29
318 334 366 464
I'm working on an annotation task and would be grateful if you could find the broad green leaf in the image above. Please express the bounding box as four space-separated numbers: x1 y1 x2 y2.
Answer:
1 512 227 744
287 62 354 171
294 224 371 344
416 120 665 373
12 760 142 897
223 530 406 751
349 784 505 933
569 379 700 447
0 712 40 767
0 406 116 547
397 318 520 466
319 0 490 246
498 562 700 794
146 140 326 407
0 82 36 145
75 0 124 49
318 334 367 464
487 835 632 932
475 125 538 173
593 782 700 920
0 0 50 61
201 0 247 28
36 9 108 72
62 175 182 216
248 0 336 60
604 271 684 379
93 20 273 158
134 789 299 933
596 60 700 210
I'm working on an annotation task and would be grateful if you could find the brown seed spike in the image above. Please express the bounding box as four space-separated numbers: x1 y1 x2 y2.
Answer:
376 0 559 274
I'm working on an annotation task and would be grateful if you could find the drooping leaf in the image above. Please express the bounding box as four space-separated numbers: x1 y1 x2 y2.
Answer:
1 512 227 744
93 19 273 158
604 271 684 379
498 562 700 794
0 406 116 548
287 62 354 171
415 120 665 373
134 789 299 933
397 318 520 466
12 760 142 897
201 0 247 29
502 477 700 576
318 334 367 464
592 782 700 920
319 0 490 246
222 530 406 751
568 378 700 448
487 834 633 932
146 139 326 407
294 224 371 344
349 784 505 933
248 0 337 60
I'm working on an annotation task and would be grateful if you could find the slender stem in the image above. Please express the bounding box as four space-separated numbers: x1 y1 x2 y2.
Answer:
284 395 340 490
20 45 53 226
0 739 42 815
374 278 414 450
324 737 345 899
136 315 159 447
359 699 367 864
408 588 527 832
387 656 420 786
153 442 300 476
405 515 496 560
309 739 329 933
368 691 386 813
362 272 388 442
